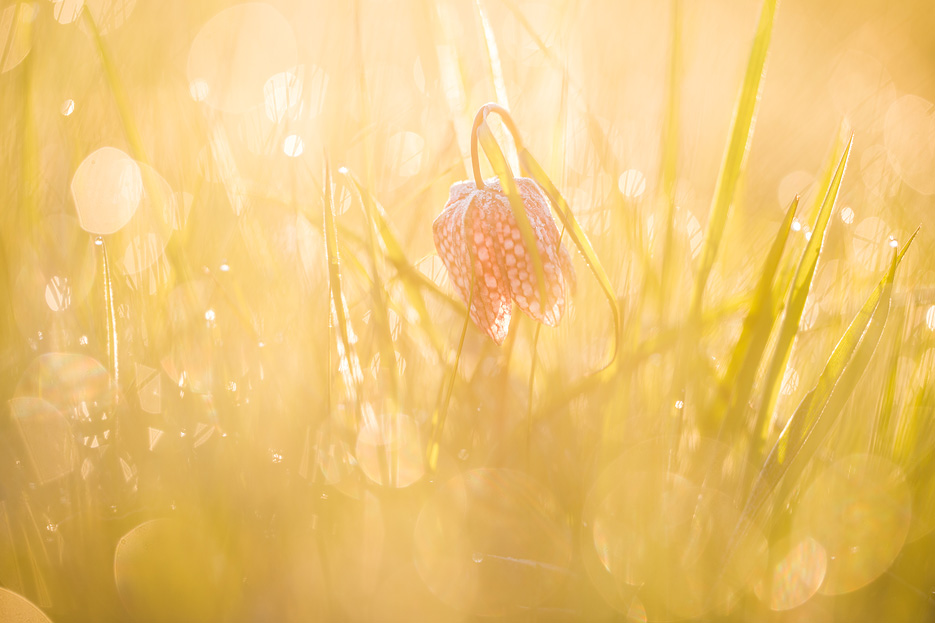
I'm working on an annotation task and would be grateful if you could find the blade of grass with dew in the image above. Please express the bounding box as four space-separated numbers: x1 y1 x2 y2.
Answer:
517 148 620 369
690 0 778 316
476 118 550 312
323 160 367 432
755 136 853 449
709 195 799 431
742 235 913 531
345 175 447 356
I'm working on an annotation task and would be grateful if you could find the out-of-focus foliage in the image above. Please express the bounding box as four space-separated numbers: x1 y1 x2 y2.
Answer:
1 0 934 621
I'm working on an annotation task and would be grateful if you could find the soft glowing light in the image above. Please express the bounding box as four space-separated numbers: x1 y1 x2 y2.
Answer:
52 0 82 25
414 469 572 616
386 131 425 178
283 134 304 157
780 367 799 396
791 219 802 232
356 413 423 487
884 94 935 195
71 147 143 235
794 454 911 595
0 3 37 73
10 397 78 483
852 217 892 270
840 206 855 224
61 99 75 116
263 71 302 123
778 170 816 210
44 276 71 311
618 169 646 198
754 536 827 611
0 587 54 623
204 309 215 322
219 263 230 272
189 78 209 102
925 305 935 331
187 3 297 113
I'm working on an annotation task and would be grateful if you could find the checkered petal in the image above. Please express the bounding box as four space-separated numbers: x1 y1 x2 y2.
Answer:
488 177 573 326
432 183 513 344
432 177 576 344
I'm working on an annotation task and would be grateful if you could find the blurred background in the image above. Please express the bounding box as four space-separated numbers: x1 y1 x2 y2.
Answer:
1 0 934 621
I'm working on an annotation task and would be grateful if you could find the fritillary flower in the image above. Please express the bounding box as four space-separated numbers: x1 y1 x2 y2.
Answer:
433 175 576 344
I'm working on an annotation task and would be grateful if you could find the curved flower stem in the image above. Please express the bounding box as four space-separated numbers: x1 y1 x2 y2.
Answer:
470 103 525 189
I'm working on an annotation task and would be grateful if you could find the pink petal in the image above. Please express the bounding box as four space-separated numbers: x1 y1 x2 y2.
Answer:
464 190 514 344
433 185 513 345
489 178 571 326
432 191 472 303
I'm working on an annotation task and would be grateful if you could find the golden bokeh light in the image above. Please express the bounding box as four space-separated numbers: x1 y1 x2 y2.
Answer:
2 0 935 620
754 535 827 611
70 146 143 235
794 454 912 596
186 2 297 114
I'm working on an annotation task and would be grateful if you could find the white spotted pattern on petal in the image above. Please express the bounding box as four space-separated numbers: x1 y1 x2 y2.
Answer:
432 177 576 344
489 177 570 326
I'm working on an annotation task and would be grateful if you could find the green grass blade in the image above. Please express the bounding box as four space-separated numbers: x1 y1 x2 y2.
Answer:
756 136 853 445
343 174 399 413
711 195 799 431
476 119 550 314
345 175 446 355
82 9 148 165
690 0 779 316
743 236 913 528
872 298 907 455
426 286 474 473
323 160 367 431
518 148 621 368
474 0 517 171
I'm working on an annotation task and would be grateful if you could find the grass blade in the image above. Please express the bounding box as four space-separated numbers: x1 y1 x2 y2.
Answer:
323 160 368 431
476 116 550 313
518 148 621 368
690 0 779 316
342 172 399 413
426 287 474 473
710 195 799 431
872 298 906 455
755 135 853 446
474 0 517 171
657 0 682 319
743 233 913 528
345 174 446 355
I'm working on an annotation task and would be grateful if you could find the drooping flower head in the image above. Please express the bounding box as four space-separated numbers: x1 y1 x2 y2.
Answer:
433 175 576 344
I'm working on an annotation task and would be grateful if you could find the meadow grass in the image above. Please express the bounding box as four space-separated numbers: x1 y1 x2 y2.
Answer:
1 0 934 621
